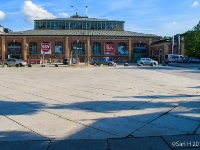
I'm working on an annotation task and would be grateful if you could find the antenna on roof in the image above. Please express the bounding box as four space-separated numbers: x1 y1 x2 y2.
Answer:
86 4 88 16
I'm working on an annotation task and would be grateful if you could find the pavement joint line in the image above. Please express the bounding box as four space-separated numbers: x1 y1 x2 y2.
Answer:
129 106 178 136
0 112 49 140
193 124 200 134
160 136 173 150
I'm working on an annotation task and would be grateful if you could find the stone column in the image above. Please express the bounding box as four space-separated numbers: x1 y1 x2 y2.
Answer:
87 36 91 66
128 38 132 60
181 42 184 56
1 37 5 60
148 38 152 56
65 36 69 58
22 36 27 60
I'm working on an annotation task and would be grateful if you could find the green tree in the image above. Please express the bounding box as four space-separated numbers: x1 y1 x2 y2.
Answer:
162 36 171 40
184 21 200 58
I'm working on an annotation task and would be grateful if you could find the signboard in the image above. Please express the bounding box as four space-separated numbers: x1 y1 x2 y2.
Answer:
118 46 128 55
105 44 115 55
41 43 51 54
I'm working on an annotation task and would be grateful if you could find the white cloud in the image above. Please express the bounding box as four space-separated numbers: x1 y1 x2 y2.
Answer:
173 22 177 24
20 1 55 24
0 10 5 21
190 1 199 7
58 12 69 18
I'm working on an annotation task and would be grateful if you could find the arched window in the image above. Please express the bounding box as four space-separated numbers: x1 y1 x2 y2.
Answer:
29 42 37 54
55 42 63 54
93 42 101 55
71 42 85 55
118 42 128 55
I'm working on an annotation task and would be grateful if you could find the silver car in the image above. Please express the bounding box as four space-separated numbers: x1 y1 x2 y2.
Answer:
137 58 158 66
3 58 27 67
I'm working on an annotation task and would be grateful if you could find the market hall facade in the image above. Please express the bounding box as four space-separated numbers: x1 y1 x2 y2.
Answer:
0 14 162 63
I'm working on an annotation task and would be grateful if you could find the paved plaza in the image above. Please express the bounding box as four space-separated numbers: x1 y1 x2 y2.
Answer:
0 64 200 150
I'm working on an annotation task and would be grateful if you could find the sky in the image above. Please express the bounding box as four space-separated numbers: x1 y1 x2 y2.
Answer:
0 0 199 37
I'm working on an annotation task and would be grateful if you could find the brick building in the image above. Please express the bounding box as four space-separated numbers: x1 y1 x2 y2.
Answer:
0 14 183 63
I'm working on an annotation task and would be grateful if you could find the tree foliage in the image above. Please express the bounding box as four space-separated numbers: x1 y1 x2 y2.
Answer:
184 21 200 58
162 36 171 40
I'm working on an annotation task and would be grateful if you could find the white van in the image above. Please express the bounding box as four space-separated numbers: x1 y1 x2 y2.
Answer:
164 54 184 63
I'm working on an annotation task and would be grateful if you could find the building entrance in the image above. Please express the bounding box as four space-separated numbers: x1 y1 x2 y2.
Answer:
7 43 22 59
133 43 147 62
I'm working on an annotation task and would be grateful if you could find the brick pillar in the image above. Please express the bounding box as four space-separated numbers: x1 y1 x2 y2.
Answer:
65 36 69 58
181 42 184 56
1 37 5 60
128 38 132 60
22 37 27 60
148 38 152 56
86 36 91 66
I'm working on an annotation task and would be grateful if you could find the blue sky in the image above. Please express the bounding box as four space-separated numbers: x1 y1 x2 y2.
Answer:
0 0 199 37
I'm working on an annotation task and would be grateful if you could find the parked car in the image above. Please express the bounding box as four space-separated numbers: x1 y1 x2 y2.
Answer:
137 58 158 66
92 57 115 66
164 54 184 64
3 58 27 67
183 57 200 63
62 58 76 65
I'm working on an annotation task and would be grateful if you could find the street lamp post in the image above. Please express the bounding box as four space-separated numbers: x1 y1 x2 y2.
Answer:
76 40 79 65
41 52 45 67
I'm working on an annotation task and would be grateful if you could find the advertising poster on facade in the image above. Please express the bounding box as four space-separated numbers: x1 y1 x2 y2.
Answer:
55 46 63 54
105 44 115 55
118 46 128 55
41 43 51 54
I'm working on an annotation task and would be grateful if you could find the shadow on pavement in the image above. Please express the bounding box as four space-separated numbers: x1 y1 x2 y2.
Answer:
0 94 200 149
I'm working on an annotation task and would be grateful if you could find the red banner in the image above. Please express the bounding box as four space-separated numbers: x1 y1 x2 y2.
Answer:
105 44 115 55
41 43 51 54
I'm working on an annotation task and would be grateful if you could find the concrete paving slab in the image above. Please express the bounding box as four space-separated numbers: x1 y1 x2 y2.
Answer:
0 129 48 141
9 110 59 127
108 137 171 150
167 106 200 121
27 117 85 139
162 134 200 149
151 115 199 134
61 126 119 139
60 110 111 125
179 100 200 111
92 103 131 113
0 141 49 150
132 123 187 137
0 103 37 116
48 139 108 150
90 116 145 137
195 127 200 134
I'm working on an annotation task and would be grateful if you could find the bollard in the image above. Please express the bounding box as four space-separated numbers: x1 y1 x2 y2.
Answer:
124 63 129 66
28 64 32 67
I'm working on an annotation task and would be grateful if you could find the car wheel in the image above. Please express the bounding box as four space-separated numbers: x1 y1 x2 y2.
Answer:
19 63 22 67
154 63 157 66
108 63 111 66
140 63 144 66
94 63 97 66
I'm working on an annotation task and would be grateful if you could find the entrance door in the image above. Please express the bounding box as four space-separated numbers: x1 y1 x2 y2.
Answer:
133 47 146 62
8 43 22 59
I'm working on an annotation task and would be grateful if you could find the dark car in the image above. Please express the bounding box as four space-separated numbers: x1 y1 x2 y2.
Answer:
183 57 200 63
62 58 76 65
92 57 114 66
